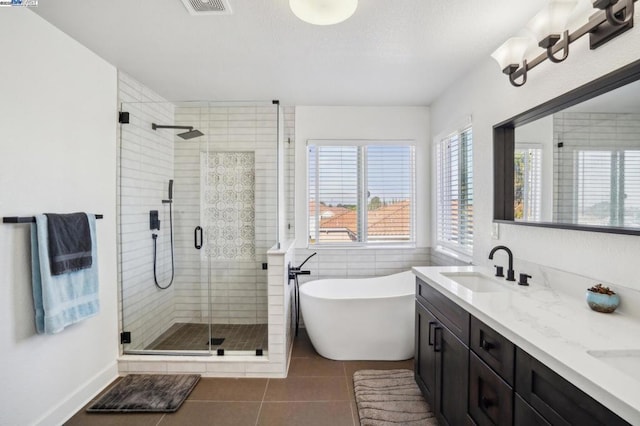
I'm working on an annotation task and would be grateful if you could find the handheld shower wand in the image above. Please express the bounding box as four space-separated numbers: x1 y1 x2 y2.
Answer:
154 179 175 290
163 179 173 204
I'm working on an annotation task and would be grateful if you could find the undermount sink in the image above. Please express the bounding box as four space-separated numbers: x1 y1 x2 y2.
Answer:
587 350 640 382
441 272 506 293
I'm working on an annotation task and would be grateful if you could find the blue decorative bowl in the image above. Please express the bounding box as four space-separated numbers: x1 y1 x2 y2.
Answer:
586 291 620 313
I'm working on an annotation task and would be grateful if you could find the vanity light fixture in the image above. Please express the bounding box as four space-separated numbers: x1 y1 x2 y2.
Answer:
527 0 578 63
289 0 358 25
492 0 636 87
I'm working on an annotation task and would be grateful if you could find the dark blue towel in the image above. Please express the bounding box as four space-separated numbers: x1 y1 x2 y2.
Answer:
44 213 92 275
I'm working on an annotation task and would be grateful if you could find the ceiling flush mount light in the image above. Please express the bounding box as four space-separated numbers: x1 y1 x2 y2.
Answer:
492 0 636 87
289 0 358 25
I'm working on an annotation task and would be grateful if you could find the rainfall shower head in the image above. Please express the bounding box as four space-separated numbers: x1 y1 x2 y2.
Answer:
177 128 204 140
151 123 204 140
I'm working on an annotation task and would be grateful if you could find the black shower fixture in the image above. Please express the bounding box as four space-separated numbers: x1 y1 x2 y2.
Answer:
151 123 204 140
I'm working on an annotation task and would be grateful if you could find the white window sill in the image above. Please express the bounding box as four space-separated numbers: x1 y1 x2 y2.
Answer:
434 246 473 264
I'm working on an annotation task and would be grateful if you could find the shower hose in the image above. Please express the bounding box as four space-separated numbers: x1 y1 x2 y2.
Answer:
152 201 175 290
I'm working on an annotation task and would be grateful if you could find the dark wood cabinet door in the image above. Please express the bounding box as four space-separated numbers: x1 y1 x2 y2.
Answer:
515 348 630 426
415 300 437 406
468 351 513 426
435 322 469 426
514 394 551 426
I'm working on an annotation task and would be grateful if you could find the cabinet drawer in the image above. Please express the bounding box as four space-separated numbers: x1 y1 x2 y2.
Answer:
469 351 513 426
515 348 630 426
416 277 469 344
470 316 515 386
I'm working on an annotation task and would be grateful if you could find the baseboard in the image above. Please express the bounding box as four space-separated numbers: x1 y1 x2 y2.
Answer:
34 361 118 426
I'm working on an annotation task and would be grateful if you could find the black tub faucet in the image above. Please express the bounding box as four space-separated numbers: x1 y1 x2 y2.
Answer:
288 252 316 280
489 245 515 281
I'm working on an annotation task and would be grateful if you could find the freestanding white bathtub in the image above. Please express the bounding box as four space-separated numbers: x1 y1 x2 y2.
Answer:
299 271 415 361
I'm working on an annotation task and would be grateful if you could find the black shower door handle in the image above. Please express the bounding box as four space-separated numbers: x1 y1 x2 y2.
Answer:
194 226 203 249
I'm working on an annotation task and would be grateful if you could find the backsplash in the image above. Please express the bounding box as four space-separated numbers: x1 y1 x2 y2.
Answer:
509 257 640 320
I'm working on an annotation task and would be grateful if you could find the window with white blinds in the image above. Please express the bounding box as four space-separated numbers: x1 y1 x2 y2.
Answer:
571 149 640 227
514 145 542 222
308 142 415 245
436 126 473 255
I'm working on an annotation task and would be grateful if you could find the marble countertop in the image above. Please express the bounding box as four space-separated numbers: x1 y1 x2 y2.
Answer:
412 265 640 424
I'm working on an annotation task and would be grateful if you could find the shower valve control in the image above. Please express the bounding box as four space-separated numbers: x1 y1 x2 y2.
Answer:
150 210 160 231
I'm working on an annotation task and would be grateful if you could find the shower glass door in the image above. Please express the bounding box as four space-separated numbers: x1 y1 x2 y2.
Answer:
197 102 277 356
118 100 276 356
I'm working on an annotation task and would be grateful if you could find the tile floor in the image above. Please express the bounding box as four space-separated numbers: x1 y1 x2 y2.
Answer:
65 329 414 425
145 323 269 352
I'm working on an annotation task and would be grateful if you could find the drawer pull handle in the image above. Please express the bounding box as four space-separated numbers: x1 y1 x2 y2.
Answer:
481 396 495 409
481 339 494 351
433 327 442 352
428 321 437 346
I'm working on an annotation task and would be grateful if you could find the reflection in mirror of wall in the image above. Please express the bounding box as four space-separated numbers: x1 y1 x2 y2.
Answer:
494 59 640 235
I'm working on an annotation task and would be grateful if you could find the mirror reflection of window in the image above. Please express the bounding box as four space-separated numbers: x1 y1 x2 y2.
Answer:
554 111 640 228
567 148 640 227
514 144 542 222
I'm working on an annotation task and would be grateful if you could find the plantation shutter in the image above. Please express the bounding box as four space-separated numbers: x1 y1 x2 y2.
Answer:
436 126 473 254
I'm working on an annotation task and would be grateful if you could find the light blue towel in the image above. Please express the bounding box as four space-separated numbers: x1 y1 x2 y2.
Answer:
31 213 100 334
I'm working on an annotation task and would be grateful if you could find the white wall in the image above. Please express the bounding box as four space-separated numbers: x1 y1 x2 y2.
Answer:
430 12 640 290
293 106 433 277
0 9 118 426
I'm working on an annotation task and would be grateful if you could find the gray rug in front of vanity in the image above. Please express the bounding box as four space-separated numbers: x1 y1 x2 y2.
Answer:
353 369 438 425
87 374 200 413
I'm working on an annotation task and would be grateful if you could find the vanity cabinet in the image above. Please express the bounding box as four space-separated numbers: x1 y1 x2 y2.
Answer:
415 278 469 426
516 348 628 426
415 277 631 426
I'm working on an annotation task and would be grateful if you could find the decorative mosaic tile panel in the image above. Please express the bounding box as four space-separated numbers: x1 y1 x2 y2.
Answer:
203 152 255 260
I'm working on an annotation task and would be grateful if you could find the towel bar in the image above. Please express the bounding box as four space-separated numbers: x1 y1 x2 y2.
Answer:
2 214 104 224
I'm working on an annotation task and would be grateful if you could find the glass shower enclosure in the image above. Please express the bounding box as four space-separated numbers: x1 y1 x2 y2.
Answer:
118 100 279 356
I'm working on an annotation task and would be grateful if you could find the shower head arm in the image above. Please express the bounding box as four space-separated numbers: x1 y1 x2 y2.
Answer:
151 123 194 131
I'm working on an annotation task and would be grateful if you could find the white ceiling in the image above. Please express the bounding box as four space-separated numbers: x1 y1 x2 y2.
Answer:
33 0 547 105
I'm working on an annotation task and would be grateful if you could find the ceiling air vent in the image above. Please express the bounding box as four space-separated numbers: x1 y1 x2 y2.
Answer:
179 0 232 15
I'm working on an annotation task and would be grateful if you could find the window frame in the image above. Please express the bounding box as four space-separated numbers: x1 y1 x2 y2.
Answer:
514 143 543 222
307 139 416 247
435 125 474 256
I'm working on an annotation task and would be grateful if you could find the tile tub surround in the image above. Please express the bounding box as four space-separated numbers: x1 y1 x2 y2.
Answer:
412 266 640 424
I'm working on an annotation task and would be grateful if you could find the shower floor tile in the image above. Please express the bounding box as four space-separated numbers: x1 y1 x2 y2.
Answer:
145 323 268 352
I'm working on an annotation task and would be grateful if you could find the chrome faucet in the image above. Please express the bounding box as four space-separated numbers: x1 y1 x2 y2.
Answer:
489 245 515 281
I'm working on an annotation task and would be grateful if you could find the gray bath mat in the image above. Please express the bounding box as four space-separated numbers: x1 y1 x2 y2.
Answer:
353 369 437 425
87 374 200 413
